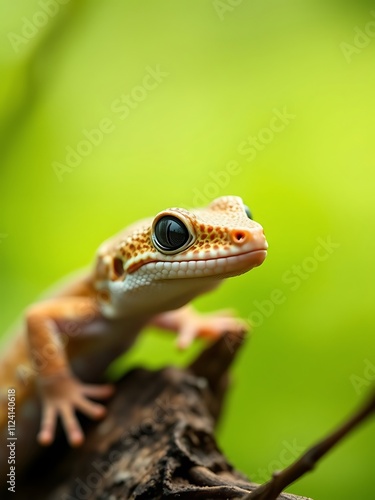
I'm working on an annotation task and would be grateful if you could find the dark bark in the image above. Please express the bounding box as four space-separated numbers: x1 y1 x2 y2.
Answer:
13 330 310 500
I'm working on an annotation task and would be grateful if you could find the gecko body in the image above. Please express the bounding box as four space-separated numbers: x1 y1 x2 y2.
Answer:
0 196 267 481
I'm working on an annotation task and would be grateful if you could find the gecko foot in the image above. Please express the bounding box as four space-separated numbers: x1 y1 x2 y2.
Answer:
176 309 249 350
37 372 114 447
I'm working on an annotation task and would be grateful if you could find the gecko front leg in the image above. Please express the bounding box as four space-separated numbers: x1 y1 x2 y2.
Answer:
26 297 114 447
151 305 249 349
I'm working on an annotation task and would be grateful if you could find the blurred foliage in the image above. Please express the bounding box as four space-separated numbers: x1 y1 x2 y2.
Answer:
1 1 375 498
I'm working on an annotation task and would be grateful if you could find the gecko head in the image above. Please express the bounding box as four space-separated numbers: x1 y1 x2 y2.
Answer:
96 196 268 316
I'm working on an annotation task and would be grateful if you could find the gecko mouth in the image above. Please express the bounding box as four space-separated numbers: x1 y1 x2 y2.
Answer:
128 248 267 279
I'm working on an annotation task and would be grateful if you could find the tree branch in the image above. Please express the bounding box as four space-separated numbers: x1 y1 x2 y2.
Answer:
14 331 309 500
246 389 375 500
7 327 374 500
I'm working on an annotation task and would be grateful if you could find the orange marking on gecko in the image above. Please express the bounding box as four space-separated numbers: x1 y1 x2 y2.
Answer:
127 258 156 274
0 195 268 469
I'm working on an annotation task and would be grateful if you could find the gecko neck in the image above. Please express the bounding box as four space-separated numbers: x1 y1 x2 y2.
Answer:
100 278 222 319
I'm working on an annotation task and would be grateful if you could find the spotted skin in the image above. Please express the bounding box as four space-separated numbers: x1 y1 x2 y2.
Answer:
0 196 267 483
95 196 267 314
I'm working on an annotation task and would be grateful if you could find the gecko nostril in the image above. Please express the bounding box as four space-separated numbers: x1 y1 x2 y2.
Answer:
232 230 247 244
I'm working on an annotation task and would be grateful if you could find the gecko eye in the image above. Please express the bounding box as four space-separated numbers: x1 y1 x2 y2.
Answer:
152 215 193 254
244 205 253 220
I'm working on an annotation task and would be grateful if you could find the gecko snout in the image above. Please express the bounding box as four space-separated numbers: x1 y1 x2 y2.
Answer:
230 227 267 249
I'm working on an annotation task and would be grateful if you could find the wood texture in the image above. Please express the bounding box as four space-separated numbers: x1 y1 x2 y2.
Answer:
11 332 311 499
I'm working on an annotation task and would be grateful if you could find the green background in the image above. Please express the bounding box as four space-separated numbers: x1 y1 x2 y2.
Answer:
1 1 375 498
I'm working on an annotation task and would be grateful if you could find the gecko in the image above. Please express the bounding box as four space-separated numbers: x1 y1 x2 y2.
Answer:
0 195 267 480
